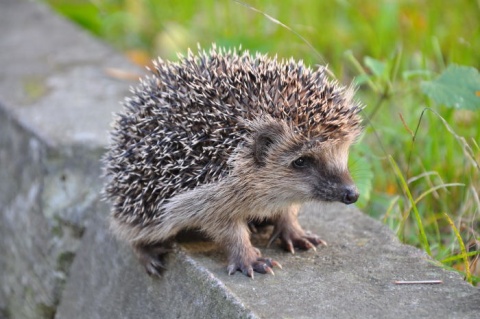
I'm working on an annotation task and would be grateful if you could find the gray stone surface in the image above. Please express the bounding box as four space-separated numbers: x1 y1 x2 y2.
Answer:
54 208 257 319
0 0 479 318
0 0 139 149
0 0 138 317
55 203 480 319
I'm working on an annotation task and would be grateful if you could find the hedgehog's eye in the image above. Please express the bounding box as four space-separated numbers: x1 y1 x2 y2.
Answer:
292 157 309 169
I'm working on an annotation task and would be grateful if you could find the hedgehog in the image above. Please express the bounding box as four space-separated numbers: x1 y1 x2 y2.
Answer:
103 45 363 278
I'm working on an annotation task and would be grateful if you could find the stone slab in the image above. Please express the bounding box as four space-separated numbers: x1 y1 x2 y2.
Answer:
0 0 139 317
55 202 480 319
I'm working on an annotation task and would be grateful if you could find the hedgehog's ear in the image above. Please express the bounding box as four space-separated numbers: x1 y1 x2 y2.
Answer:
252 121 284 166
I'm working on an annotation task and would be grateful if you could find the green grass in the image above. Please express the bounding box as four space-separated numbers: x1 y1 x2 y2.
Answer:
44 0 480 284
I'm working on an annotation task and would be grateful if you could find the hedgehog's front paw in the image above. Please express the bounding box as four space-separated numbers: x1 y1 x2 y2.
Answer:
268 223 327 254
227 248 281 278
133 242 174 277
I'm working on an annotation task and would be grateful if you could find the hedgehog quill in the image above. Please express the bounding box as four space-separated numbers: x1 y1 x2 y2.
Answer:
103 45 363 278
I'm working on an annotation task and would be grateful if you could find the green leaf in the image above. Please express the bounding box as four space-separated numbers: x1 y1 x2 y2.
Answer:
364 56 386 78
353 74 371 86
421 65 480 110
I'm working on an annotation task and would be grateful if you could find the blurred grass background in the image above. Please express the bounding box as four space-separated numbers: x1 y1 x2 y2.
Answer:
44 0 479 284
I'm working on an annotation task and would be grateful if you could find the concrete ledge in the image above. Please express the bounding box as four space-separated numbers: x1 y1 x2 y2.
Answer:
1 1 478 318
56 202 480 319
54 209 257 319
0 0 138 317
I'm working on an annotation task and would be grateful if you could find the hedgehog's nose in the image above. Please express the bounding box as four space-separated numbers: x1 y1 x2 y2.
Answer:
342 185 359 205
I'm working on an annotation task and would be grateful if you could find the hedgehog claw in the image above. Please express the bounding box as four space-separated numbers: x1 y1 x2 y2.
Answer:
282 232 325 252
227 264 237 276
270 222 326 253
304 241 317 251
246 267 254 279
285 240 295 254
228 255 281 278
264 266 275 276
133 242 173 277
271 260 283 269
145 259 166 277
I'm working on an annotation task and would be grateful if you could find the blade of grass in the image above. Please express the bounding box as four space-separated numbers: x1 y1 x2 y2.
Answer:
407 171 439 184
389 45 403 85
414 183 465 205
389 155 431 256
344 50 379 93
431 37 446 70
382 195 400 224
414 108 480 170
443 212 472 284
232 0 326 64
440 250 480 263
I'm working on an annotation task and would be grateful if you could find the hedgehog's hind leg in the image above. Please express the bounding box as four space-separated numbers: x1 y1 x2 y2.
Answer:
132 241 174 277
267 205 327 254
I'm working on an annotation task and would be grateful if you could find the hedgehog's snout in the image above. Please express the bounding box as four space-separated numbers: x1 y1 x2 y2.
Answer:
341 185 360 205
